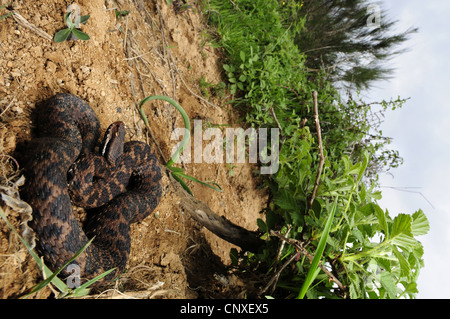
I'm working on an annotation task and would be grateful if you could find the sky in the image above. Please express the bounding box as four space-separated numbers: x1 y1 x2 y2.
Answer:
366 0 450 298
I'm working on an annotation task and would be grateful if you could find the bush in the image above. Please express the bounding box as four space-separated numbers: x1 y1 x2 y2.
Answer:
206 0 428 298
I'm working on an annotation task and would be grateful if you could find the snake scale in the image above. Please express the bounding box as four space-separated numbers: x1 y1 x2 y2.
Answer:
20 93 162 283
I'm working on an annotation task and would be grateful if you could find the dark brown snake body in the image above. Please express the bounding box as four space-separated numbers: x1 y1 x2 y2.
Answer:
21 93 162 282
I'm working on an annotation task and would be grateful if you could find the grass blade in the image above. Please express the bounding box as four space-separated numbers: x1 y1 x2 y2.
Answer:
0 204 68 293
23 237 95 298
138 95 191 166
171 172 193 196
172 170 222 192
139 95 222 194
65 267 116 298
297 198 337 299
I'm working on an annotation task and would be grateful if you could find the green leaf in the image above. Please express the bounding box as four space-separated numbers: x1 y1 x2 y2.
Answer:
297 198 337 299
139 95 190 167
411 209 430 236
391 214 411 238
71 28 90 41
273 189 297 211
257 218 267 232
390 214 416 251
392 246 411 278
356 150 369 183
69 267 115 297
400 281 418 298
379 271 397 299
171 172 193 196
167 166 184 173
230 248 239 265
80 15 90 24
391 233 417 252
115 10 131 19
64 11 75 28
240 50 246 62
374 204 388 237
54 28 72 42
222 64 232 72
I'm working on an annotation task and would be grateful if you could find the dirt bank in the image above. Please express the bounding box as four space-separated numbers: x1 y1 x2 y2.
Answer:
0 0 267 298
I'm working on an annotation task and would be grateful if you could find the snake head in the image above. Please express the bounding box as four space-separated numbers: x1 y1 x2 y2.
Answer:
101 121 126 165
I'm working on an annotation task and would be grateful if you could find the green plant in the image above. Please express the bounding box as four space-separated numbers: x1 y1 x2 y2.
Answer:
114 9 130 19
297 198 336 299
0 4 13 20
54 9 90 42
0 204 114 298
256 151 429 299
226 163 236 177
199 76 226 99
207 0 429 299
138 95 222 195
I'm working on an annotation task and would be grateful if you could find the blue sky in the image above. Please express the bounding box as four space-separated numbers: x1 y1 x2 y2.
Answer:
367 0 450 298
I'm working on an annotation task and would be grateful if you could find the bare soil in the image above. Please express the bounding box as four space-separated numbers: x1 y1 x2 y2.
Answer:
0 0 268 298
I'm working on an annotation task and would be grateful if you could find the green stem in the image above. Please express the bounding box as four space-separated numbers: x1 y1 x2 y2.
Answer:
342 240 392 263
138 95 191 166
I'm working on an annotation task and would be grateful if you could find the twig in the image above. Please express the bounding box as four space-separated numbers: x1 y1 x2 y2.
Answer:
259 225 293 295
269 107 285 141
0 96 15 118
164 166 264 252
269 230 346 293
380 186 435 209
11 11 52 41
307 91 325 210
274 225 291 265
259 249 299 296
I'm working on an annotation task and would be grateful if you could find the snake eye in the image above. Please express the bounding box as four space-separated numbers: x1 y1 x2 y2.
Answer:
67 162 81 184
67 167 75 182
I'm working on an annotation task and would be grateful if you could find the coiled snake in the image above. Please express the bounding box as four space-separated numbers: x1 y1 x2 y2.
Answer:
21 93 162 283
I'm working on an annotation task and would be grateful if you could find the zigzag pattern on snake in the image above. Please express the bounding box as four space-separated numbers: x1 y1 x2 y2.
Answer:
20 93 162 283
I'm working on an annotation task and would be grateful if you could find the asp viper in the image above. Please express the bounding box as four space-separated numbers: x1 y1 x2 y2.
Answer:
21 93 162 283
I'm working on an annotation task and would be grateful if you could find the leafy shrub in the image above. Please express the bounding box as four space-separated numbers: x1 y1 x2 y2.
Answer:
206 0 428 298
